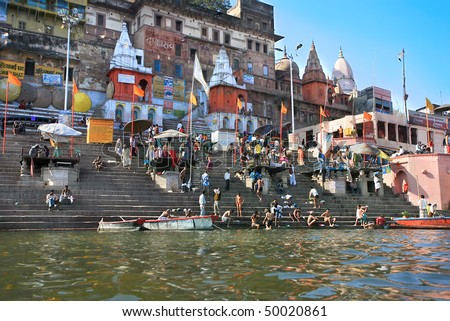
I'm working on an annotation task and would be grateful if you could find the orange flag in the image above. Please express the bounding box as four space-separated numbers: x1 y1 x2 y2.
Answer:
7 72 21 87
73 81 79 94
281 101 288 114
190 92 197 106
237 98 243 110
363 111 372 121
320 106 330 117
133 85 144 97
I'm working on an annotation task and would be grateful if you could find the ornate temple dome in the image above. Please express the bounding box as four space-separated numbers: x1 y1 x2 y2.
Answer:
275 55 299 78
209 46 238 87
332 48 356 94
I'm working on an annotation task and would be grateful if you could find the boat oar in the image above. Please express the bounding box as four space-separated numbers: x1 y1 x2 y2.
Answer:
212 224 225 231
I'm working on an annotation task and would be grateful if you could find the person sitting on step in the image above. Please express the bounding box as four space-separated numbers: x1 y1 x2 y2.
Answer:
46 190 59 211
93 156 104 171
59 185 74 205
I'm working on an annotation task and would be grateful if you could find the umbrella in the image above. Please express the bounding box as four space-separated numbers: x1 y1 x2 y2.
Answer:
349 143 379 155
153 129 188 139
37 123 82 143
123 119 153 133
253 124 273 136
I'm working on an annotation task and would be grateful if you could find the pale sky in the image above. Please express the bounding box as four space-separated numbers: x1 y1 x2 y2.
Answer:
265 0 450 111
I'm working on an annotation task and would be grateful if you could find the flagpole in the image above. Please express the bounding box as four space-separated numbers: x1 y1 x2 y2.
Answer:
319 107 323 149
131 91 135 161
400 49 410 146
234 100 239 165
2 82 8 154
188 75 195 189
70 85 75 157
279 103 283 155
425 107 429 145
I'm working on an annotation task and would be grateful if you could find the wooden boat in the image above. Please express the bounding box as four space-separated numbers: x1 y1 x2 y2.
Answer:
393 216 450 229
98 215 218 231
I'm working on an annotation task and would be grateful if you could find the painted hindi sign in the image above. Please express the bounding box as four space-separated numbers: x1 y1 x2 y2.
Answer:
409 110 446 130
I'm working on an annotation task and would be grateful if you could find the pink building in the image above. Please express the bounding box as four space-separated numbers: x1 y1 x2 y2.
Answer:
384 154 450 210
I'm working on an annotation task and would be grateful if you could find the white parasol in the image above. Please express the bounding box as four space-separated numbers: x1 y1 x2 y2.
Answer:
153 129 188 139
38 123 82 143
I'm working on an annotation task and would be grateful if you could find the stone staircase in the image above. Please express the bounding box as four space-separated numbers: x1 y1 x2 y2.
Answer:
0 115 442 230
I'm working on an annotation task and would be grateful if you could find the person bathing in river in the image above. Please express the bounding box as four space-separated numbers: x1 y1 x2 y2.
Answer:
158 209 172 220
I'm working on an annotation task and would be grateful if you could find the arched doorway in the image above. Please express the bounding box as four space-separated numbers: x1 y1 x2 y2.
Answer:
247 120 254 133
148 107 155 121
132 106 141 120
237 119 243 132
139 79 149 102
394 170 407 195
115 103 124 122
223 116 230 129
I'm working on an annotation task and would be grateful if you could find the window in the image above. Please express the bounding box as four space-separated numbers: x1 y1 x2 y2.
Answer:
262 22 268 30
233 58 239 71
63 67 73 82
388 123 396 141
24 59 35 76
263 65 269 76
154 59 161 73
97 13 105 27
224 33 230 45
247 62 253 73
136 55 142 65
190 49 197 61
263 44 268 54
201 27 208 37
255 42 260 52
398 125 407 143
411 128 417 145
175 64 182 78
377 121 386 139
213 30 219 42
137 16 141 28
247 40 253 50
155 15 162 27
175 44 182 56
175 20 182 31
18 21 26 30
247 19 253 27
44 25 54 35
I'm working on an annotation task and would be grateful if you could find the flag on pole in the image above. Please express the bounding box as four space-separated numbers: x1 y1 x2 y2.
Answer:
363 111 372 121
73 81 79 94
7 72 21 87
193 54 210 97
133 85 144 97
281 101 288 114
320 106 330 117
398 49 404 62
237 98 243 111
425 98 434 114
190 92 197 106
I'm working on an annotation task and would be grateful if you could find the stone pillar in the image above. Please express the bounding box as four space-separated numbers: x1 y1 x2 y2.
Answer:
358 174 369 196
262 177 270 195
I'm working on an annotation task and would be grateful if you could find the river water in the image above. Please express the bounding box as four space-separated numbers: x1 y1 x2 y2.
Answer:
0 229 449 301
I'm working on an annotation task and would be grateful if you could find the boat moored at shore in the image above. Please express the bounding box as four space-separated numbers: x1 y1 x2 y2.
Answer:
98 215 219 231
393 216 450 229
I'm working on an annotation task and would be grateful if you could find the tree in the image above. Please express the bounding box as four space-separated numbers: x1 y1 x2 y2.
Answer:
189 0 232 13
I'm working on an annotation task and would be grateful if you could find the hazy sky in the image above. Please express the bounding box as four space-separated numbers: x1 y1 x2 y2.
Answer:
265 0 450 111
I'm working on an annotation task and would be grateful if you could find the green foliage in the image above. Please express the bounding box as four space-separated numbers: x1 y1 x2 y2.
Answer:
401 210 410 218
189 0 232 13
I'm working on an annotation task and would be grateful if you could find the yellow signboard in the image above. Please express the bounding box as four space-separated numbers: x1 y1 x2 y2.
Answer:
0 60 63 79
67 0 88 6
87 118 114 144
